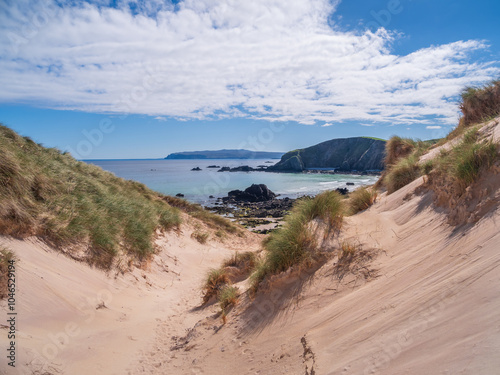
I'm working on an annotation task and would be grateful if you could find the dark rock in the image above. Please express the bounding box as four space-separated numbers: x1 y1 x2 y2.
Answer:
191 167 202 171
224 184 276 203
176 193 185 197
230 165 254 172
346 182 355 186
209 195 215 198
217 167 231 172
335 188 349 195
207 165 220 168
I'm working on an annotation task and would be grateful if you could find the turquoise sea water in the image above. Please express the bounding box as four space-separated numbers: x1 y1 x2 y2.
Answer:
86 159 378 205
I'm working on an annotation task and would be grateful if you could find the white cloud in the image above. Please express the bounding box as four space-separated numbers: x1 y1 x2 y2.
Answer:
0 0 498 126
426 126 442 129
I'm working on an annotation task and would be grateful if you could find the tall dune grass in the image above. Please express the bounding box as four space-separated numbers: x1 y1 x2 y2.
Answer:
250 191 343 292
0 124 184 268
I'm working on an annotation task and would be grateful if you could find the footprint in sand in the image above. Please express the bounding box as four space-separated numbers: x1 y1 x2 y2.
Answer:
190 366 204 374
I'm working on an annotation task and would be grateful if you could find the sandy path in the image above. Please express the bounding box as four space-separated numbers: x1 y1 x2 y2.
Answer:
139 175 500 375
0 219 261 375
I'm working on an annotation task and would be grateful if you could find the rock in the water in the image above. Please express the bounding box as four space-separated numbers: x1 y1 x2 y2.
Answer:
176 193 185 197
207 165 220 168
224 184 276 202
217 167 231 172
346 182 355 186
191 167 202 171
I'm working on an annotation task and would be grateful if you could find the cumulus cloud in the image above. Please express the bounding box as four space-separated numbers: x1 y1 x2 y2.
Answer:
0 0 498 125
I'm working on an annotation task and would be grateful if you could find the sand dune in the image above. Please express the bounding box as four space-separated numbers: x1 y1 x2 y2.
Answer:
1 121 500 375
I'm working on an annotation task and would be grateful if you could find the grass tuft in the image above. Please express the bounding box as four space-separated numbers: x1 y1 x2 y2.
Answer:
431 128 499 193
201 268 230 305
191 230 209 244
348 187 377 215
222 251 257 274
249 191 343 292
384 154 420 194
218 285 239 311
460 80 500 126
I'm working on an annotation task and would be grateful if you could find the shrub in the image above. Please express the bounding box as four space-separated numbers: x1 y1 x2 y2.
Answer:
348 187 377 215
201 268 230 304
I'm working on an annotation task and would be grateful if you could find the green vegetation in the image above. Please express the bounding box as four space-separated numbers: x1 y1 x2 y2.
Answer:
361 136 386 142
222 251 257 275
0 125 182 268
429 128 498 194
446 80 500 141
348 187 377 215
379 137 438 194
0 247 15 299
384 153 421 194
218 285 239 312
250 190 344 292
201 268 230 305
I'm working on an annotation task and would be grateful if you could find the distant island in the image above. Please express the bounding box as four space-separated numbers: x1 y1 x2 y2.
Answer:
165 149 284 159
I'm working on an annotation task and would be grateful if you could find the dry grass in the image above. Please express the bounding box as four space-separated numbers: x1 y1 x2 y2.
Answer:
384 136 416 166
0 124 182 269
348 187 377 215
376 136 437 193
460 80 500 126
222 251 257 274
0 247 15 299
201 268 230 305
191 230 209 244
384 154 421 194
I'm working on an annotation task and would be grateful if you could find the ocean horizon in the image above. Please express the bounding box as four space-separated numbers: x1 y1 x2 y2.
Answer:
86 158 378 205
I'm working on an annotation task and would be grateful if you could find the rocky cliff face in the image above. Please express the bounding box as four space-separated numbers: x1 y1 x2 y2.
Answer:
268 137 386 172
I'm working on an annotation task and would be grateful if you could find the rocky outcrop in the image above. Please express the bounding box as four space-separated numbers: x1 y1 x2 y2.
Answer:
268 137 386 172
223 184 276 202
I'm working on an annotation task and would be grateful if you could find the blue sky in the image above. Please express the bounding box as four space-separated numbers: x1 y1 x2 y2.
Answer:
0 0 499 159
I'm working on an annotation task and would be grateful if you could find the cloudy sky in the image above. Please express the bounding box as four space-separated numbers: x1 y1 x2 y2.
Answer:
0 0 499 158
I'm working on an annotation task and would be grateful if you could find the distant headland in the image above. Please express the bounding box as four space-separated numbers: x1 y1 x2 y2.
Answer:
165 149 284 159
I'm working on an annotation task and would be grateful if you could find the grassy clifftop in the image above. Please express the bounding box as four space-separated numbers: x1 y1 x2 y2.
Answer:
0 125 238 269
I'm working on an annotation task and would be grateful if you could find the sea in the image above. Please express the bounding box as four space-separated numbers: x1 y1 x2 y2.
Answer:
86 159 378 206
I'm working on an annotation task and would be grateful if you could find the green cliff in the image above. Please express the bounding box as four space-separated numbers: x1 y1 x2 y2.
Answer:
268 137 386 172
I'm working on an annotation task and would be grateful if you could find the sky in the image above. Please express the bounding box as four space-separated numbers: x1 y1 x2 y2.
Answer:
0 0 499 159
